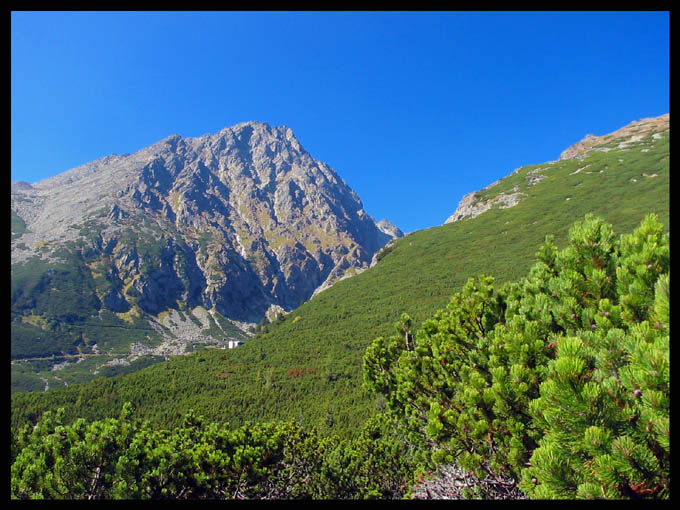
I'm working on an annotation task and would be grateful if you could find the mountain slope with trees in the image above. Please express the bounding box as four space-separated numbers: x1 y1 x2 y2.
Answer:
364 213 669 498
12 212 669 499
11 116 669 446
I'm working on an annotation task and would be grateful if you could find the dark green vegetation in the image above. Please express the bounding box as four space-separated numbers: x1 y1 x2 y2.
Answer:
10 249 163 391
11 214 669 499
11 210 28 240
364 214 669 498
11 404 425 499
11 254 152 356
10 208 248 392
11 129 669 439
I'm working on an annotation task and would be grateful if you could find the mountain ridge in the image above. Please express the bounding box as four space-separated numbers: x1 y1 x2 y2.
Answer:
444 113 669 224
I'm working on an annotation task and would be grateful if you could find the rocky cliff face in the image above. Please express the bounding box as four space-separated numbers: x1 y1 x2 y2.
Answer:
11 122 401 379
444 114 669 224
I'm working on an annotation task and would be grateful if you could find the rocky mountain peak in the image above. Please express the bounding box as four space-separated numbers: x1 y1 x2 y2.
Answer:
376 218 404 238
11 122 402 334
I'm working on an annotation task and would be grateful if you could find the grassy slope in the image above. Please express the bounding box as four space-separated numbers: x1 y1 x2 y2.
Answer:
11 131 669 438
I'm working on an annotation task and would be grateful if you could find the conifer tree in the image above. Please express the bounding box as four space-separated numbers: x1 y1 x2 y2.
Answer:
522 215 669 499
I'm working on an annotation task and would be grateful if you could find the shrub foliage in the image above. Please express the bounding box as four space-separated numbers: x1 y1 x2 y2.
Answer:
363 214 669 499
10 403 426 500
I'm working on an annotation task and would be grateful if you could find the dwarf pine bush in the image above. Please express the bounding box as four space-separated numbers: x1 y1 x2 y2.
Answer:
363 214 669 499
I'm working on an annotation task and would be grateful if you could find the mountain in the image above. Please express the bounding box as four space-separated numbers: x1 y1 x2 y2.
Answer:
445 113 669 224
11 114 668 438
10 121 401 391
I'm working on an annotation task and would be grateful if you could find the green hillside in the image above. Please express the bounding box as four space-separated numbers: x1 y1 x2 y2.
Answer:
10 212 250 393
11 129 669 439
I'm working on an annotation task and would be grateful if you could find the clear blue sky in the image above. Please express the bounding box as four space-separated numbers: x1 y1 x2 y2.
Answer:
11 11 669 233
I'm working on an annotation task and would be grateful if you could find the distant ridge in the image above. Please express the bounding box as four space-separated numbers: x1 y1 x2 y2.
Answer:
445 113 669 224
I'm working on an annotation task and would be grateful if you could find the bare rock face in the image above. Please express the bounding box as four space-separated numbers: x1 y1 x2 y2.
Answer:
444 191 491 224
375 218 404 238
11 121 402 327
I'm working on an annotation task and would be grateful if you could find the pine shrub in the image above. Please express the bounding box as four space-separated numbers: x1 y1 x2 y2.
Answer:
363 214 669 499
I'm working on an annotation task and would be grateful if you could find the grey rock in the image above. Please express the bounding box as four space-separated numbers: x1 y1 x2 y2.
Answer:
376 218 404 238
559 113 669 161
11 121 403 327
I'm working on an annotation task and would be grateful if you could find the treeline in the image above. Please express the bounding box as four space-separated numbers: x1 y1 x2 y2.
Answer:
11 214 669 499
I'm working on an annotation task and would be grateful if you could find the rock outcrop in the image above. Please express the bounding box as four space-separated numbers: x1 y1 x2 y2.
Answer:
558 113 669 161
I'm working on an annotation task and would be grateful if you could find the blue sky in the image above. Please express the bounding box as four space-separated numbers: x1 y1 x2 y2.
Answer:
11 11 669 233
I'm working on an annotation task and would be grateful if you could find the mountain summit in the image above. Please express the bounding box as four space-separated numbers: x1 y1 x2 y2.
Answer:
11 122 401 384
